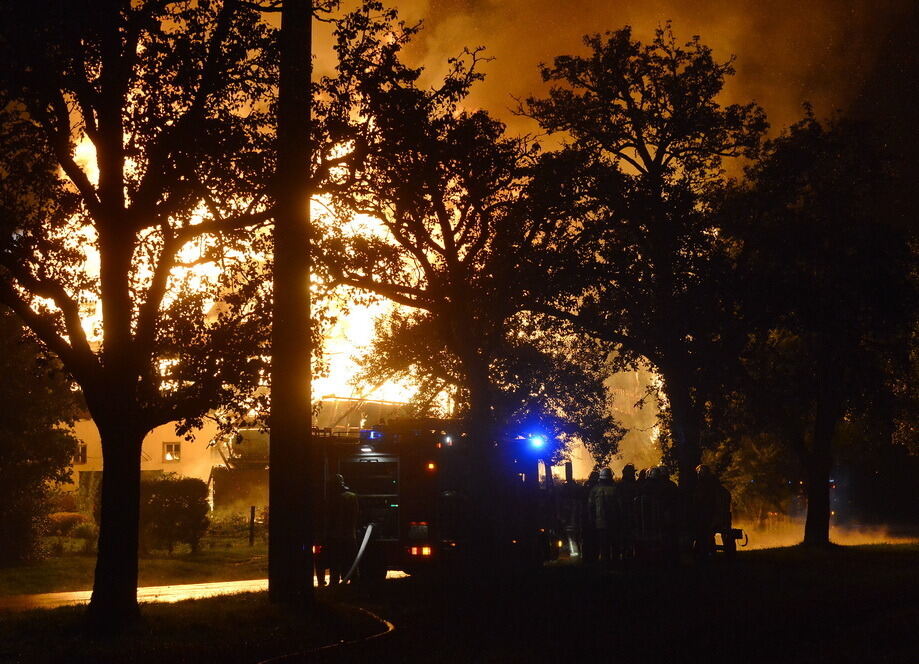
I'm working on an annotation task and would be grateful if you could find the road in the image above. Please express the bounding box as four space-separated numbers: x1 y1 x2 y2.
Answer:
0 572 408 612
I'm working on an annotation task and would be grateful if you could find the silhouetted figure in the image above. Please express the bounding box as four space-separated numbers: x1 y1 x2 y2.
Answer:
636 466 679 563
693 465 734 560
636 467 649 491
581 470 600 564
327 473 359 585
561 469 584 558
588 467 619 568
617 464 638 563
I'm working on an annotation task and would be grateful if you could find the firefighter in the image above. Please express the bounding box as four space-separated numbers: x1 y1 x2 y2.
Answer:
617 464 638 562
327 473 360 585
636 466 679 564
581 469 600 563
561 467 584 558
588 467 619 567
693 464 729 560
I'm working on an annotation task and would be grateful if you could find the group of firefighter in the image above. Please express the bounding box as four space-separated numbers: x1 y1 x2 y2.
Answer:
557 463 735 566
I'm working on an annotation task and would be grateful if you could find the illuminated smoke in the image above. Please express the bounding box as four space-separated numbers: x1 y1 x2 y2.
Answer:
736 519 919 550
378 0 914 133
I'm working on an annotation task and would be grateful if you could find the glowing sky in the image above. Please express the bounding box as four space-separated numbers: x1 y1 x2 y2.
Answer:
314 0 916 137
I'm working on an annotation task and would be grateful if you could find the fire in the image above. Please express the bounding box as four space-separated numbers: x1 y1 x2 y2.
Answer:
54 137 425 407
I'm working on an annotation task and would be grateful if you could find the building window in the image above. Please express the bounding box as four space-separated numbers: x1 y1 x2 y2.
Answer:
75 442 88 465
163 442 181 463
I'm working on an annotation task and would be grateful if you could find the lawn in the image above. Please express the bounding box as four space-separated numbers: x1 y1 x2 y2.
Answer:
0 593 384 664
0 541 267 596
3 544 918 663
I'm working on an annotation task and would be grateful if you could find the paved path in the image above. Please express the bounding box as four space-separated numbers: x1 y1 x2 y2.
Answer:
0 572 408 612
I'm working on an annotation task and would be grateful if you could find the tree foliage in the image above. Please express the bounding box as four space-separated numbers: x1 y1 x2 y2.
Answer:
0 306 82 565
524 25 767 484
323 18 622 463
721 112 916 543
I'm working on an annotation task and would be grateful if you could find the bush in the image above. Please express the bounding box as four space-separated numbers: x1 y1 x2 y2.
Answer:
72 522 97 553
46 512 88 536
140 476 210 554
0 307 81 565
49 491 78 513
206 512 250 539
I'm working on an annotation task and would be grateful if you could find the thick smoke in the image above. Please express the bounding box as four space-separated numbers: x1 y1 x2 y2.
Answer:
375 0 915 135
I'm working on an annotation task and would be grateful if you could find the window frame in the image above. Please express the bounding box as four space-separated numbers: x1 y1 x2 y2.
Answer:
162 442 182 463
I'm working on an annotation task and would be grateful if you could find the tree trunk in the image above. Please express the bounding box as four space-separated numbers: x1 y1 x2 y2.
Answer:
803 395 838 546
457 346 514 577
269 0 313 607
660 359 702 488
87 418 144 630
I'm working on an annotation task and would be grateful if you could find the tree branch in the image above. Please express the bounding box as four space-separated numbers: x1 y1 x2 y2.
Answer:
0 276 97 383
526 302 652 359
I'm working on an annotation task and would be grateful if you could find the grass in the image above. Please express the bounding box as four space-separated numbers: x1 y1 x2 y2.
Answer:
0 593 383 664
0 540 267 596
3 544 918 663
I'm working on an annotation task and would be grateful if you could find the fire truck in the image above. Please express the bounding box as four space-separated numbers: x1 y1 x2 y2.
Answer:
316 419 562 580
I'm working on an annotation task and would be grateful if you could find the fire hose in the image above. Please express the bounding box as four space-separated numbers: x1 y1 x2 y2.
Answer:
342 521 375 583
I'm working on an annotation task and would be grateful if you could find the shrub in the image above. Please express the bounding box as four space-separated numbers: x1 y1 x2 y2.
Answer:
72 522 97 554
49 491 78 513
140 476 210 553
0 307 81 565
47 512 88 536
206 512 249 539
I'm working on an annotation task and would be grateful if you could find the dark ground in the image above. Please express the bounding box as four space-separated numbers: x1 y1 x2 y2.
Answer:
322 544 919 664
3 545 918 663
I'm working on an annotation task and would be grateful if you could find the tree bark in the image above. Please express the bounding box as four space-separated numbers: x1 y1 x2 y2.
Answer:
803 394 838 546
269 0 313 607
455 341 518 576
87 417 144 629
660 357 702 489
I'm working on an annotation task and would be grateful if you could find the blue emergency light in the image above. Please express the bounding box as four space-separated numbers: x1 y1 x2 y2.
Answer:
528 435 546 450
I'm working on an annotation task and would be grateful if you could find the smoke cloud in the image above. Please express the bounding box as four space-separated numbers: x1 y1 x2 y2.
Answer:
337 0 916 135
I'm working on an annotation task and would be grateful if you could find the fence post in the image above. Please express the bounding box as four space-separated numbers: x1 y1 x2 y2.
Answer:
249 505 256 546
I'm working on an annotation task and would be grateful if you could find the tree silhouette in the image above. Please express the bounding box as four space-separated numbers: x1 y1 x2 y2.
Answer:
0 1 281 624
0 306 82 565
323 26 622 562
524 25 766 485
723 113 915 545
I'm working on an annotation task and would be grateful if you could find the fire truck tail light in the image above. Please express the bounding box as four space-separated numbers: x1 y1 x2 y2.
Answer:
408 545 434 557
421 546 432 556
426 461 436 471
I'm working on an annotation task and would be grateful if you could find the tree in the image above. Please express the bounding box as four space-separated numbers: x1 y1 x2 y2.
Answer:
0 0 457 620
0 1 276 624
723 113 915 545
354 308 623 468
524 25 767 486
0 306 82 565
324 28 622 562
